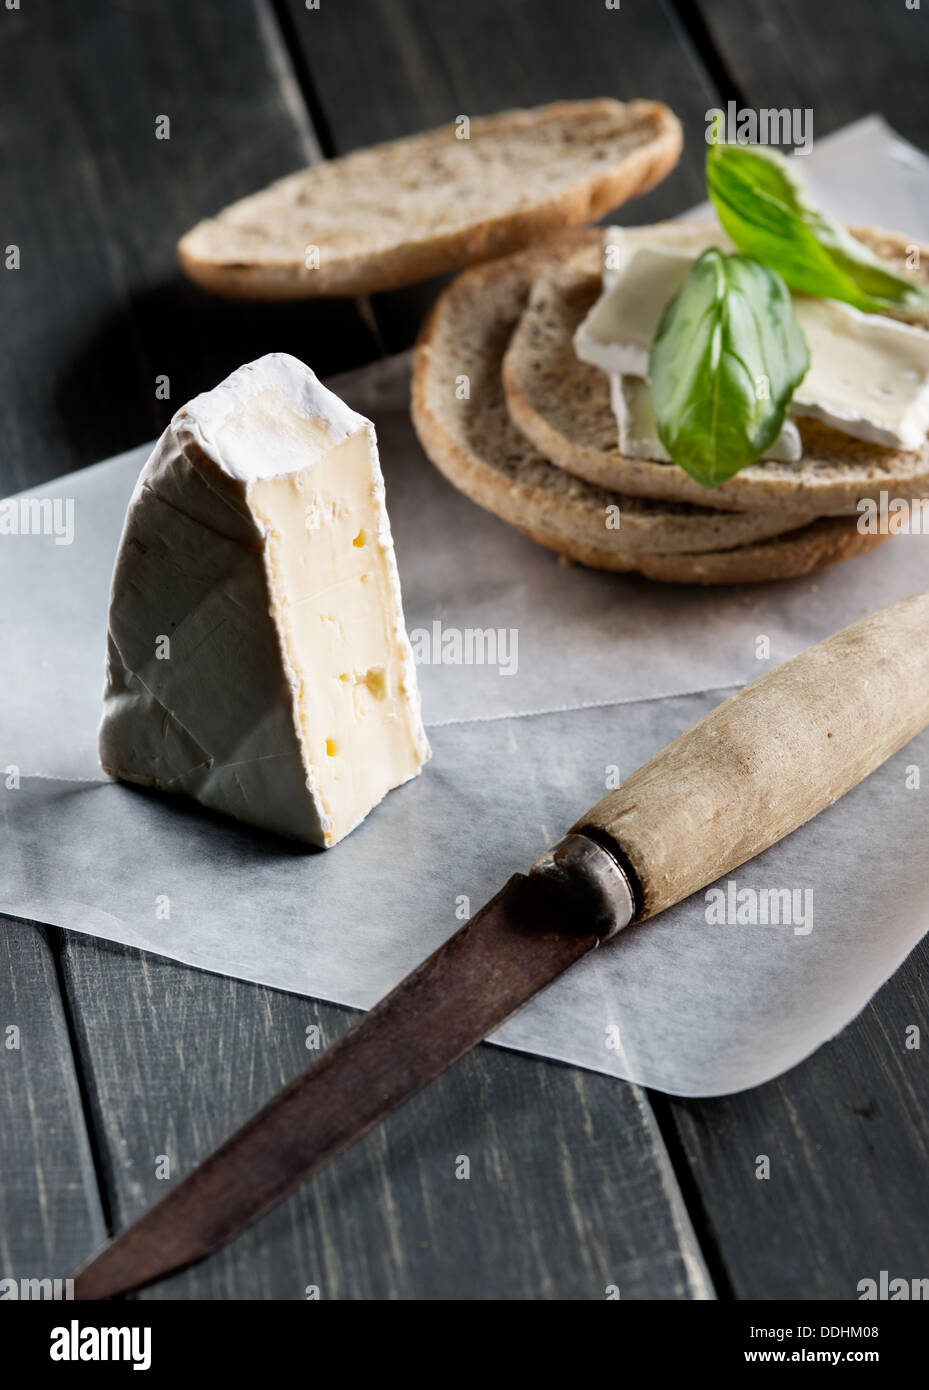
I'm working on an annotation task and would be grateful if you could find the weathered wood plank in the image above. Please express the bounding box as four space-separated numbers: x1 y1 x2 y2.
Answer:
653 0 929 1299
282 0 720 349
57 940 711 1300
0 0 712 1297
0 0 375 493
0 0 372 1285
697 0 929 148
663 945 929 1298
13 0 927 1302
0 920 107 1284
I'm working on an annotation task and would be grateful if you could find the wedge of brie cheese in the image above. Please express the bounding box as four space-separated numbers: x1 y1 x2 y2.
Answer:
577 224 929 456
99 353 430 847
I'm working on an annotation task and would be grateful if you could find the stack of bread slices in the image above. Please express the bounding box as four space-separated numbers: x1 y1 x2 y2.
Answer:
179 98 929 584
412 221 929 583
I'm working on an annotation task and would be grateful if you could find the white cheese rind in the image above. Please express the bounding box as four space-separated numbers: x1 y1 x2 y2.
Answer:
579 242 715 377
175 351 369 482
602 222 735 286
582 224 735 374
99 353 430 847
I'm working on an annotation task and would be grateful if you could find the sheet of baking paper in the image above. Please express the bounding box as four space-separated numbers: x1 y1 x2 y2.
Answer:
2 115 928 1096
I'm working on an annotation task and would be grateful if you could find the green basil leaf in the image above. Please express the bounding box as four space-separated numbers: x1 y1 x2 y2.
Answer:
707 142 929 316
649 249 809 489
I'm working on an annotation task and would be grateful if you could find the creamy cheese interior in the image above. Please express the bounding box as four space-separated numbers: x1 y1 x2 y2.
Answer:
250 420 425 846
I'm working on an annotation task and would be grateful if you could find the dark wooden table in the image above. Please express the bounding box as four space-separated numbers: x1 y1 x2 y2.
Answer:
2 0 928 1300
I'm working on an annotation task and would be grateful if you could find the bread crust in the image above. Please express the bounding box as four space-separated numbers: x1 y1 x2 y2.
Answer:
514 516 887 584
178 100 682 300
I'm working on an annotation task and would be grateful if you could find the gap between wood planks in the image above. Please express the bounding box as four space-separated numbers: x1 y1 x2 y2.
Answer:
667 0 750 113
268 0 386 354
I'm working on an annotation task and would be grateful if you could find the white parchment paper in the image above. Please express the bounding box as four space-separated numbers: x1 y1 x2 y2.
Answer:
2 117 928 1095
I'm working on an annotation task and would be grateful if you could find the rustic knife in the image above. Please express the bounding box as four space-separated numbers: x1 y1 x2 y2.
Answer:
72 590 929 1299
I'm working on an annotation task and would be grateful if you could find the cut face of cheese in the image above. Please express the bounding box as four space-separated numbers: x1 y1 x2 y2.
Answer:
609 373 801 464
602 221 733 288
99 353 429 847
609 373 673 462
577 223 929 455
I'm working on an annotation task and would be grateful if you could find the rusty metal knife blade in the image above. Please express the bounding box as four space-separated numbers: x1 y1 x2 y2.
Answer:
72 869 605 1300
72 590 929 1300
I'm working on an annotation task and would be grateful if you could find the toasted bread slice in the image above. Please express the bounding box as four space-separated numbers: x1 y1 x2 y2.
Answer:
514 515 888 585
503 224 929 513
410 237 886 581
178 100 681 300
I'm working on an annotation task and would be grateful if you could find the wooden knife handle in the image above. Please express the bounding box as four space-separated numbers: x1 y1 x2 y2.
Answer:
575 591 929 923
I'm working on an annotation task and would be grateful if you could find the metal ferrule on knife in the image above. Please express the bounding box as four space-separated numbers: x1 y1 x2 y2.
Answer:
531 833 637 942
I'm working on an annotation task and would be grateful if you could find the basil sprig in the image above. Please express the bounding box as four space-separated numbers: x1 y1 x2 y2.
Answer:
707 141 929 316
649 249 810 489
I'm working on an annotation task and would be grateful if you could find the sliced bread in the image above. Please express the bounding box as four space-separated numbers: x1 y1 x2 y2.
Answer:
410 239 885 581
178 100 681 300
516 516 888 585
